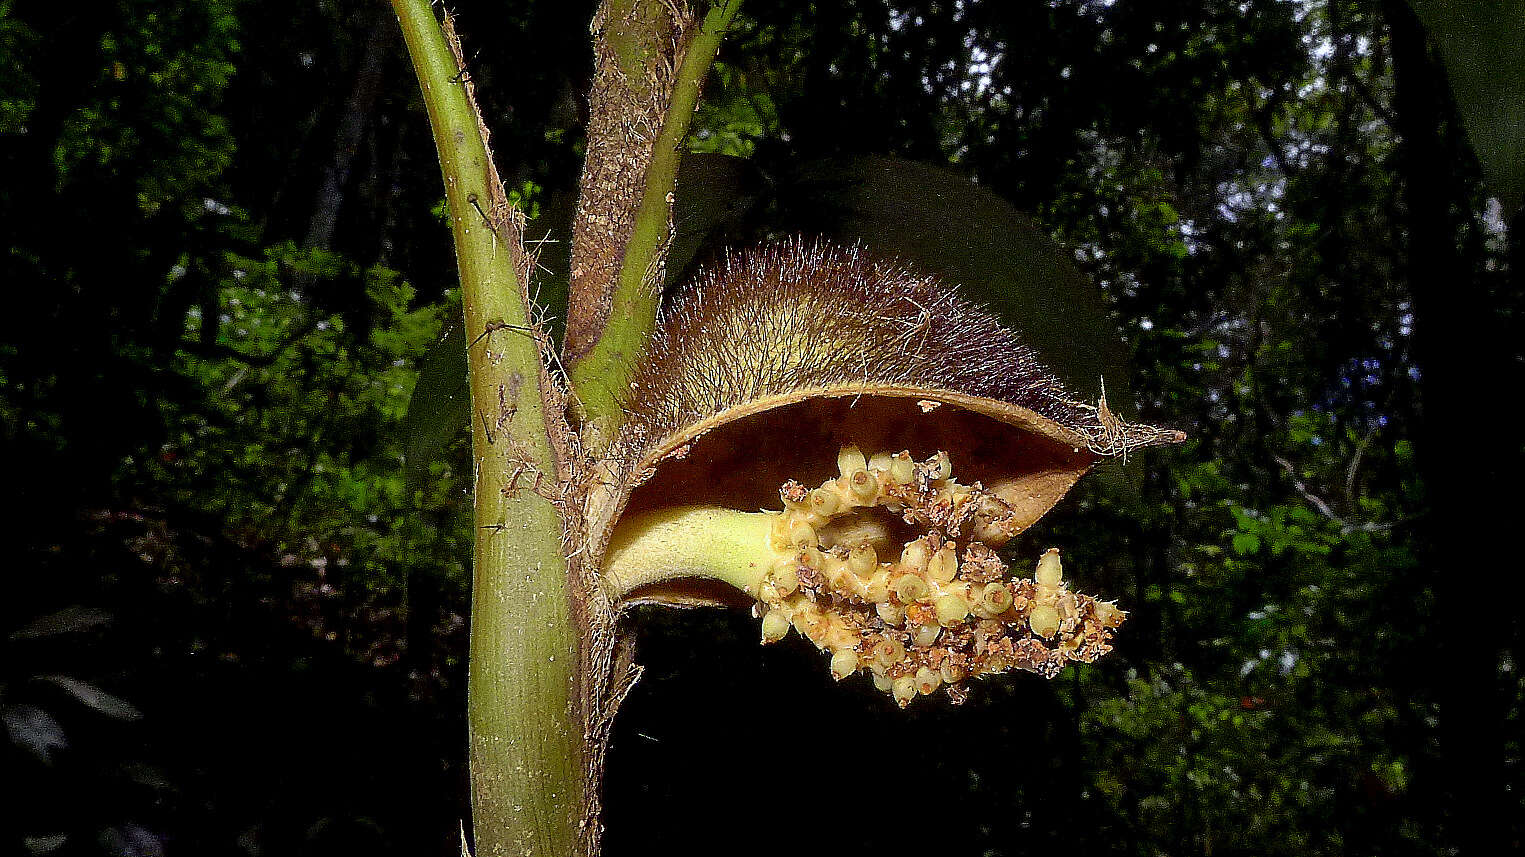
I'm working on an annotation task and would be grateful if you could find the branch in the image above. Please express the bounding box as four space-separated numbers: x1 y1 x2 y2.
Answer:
563 0 744 443
1247 83 1298 178
1273 454 1393 535
303 6 392 253
1344 424 1379 503
1344 69 1399 131
389 2 579 856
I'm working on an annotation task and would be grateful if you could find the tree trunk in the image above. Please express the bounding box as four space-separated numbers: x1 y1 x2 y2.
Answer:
1385 3 1519 851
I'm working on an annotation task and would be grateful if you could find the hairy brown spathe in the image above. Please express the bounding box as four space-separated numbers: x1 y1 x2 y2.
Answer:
617 239 1181 468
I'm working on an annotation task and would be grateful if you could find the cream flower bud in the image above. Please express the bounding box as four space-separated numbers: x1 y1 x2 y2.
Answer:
820 559 850 594
894 573 930 604
892 676 918 707
848 468 878 503
798 545 823 572
876 601 905 625
871 637 906 667
900 538 931 572
977 582 1013 616
889 453 915 485
829 648 859 680
1030 604 1060 638
760 610 791 643
788 519 818 549
770 559 799 595
914 666 942 695
934 593 970 627
927 544 959 583
1094 600 1125 629
809 487 841 517
848 542 878 577
837 444 868 479
911 623 941 647
1035 548 1063 588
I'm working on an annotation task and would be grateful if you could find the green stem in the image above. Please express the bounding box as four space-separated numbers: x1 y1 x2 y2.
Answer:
602 505 776 601
566 0 745 441
390 3 581 855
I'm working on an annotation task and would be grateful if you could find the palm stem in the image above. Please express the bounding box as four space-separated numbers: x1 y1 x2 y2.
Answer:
389 2 581 854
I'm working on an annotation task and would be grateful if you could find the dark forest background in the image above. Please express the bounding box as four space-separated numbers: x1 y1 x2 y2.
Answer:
2 0 1521 855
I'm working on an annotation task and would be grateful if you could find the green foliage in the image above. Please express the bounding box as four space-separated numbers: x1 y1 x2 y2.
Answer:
1075 411 1427 853
0 0 39 134
50 0 240 217
688 61 780 157
156 242 460 588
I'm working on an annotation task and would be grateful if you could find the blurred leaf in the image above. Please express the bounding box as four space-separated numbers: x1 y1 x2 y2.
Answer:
1409 0 1525 210
667 152 764 285
2 704 68 763
37 674 143 721
664 153 1132 396
785 155 1130 398
401 316 468 496
9 606 111 640
688 61 781 157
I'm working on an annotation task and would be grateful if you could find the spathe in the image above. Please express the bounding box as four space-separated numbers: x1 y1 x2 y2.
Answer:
590 240 1182 560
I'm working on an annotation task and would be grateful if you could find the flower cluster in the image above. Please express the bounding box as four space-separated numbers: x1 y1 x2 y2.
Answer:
752 446 1126 706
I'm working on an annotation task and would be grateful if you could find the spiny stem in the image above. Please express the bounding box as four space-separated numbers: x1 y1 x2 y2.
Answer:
389 2 581 855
